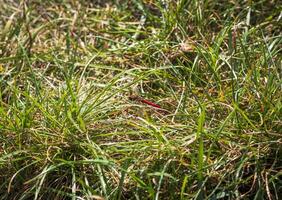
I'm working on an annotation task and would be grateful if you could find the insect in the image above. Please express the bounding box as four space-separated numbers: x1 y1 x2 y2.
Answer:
129 95 161 109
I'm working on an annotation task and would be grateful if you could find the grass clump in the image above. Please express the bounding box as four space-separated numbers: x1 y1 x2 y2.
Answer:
0 0 281 199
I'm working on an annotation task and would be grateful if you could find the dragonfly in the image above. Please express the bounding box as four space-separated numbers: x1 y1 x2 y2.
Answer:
129 95 171 116
129 95 161 109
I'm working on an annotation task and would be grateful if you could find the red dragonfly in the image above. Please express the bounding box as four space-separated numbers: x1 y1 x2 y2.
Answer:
129 95 161 109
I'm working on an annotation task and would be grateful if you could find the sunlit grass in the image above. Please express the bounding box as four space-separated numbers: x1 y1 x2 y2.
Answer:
0 0 281 199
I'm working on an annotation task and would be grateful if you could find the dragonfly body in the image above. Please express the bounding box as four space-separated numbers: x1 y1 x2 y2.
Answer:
129 95 161 109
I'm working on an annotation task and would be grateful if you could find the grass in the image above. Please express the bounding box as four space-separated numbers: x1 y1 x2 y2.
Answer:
0 0 281 199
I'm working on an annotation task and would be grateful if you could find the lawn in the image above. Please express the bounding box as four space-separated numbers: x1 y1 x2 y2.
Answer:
0 0 281 199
